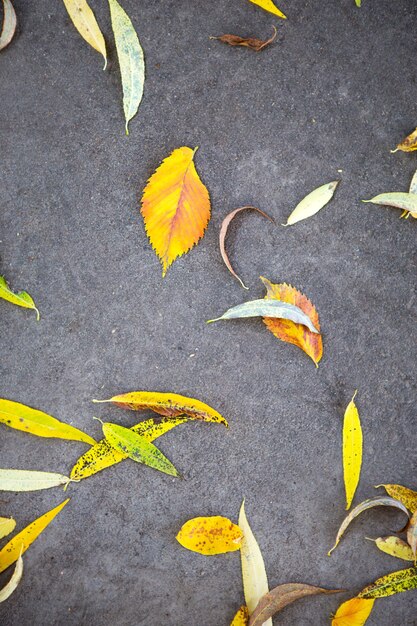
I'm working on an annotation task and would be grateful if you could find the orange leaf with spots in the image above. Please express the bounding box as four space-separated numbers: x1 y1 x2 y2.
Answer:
176 516 243 555
141 146 211 276
260 277 323 366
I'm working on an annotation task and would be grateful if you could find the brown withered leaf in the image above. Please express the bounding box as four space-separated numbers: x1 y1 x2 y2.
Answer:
210 26 277 52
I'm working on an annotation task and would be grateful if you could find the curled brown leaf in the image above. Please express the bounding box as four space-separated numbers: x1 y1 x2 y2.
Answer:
210 26 277 52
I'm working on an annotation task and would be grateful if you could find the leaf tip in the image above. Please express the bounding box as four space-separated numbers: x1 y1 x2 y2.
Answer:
390 148 399 153
35 307 40 321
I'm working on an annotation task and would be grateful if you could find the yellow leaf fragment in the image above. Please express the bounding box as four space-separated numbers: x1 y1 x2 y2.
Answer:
62 0 107 68
238 501 272 624
376 484 417 514
391 127 417 153
248 0 287 19
343 391 362 510
0 499 69 574
0 552 23 603
0 517 16 540
407 510 417 563
141 147 211 277
371 536 415 562
231 605 249 625
0 275 39 320
332 597 374 626
176 516 243 555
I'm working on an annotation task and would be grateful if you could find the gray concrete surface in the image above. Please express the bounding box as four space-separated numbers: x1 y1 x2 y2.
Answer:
1 1 416 624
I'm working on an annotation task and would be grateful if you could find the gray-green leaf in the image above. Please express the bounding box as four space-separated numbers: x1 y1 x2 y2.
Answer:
362 192 417 217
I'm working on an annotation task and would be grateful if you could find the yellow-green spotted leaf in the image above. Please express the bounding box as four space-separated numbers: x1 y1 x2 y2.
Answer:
359 567 417 599
108 0 145 134
176 516 243 555
376 484 417 514
62 0 107 68
0 552 23 603
0 517 16 540
0 469 70 492
0 276 39 320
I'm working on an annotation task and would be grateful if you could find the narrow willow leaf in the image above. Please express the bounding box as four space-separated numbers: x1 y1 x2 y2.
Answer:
211 27 277 53
283 181 339 226
359 567 417 599
0 469 70 492
0 517 16 540
0 0 17 51
0 552 23 603
238 501 271 623
343 391 362 510
0 398 96 445
0 499 69 574
71 417 189 481
362 193 417 218
328 496 409 555
332 597 374 626
0 276 39 320
176 516 243 555
391 127 417 153
248 0 286 19
93 391 227 426
376 484 417 514
407 510 417 563
231 606 249 626
369 536 415 562
208 298 319 333
409 169 417 195
108 0 145 134
249 583 341 626
62 0 107 69
219 206 274 289
99 420 179 477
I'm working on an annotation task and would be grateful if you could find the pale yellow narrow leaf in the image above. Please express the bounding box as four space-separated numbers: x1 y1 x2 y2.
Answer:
0 517 16 540
249 0 287 19
238 500 272 624
343 391 362 510
0 469 70 492
0 552 23 603
62 0 107 68
283 181 339 226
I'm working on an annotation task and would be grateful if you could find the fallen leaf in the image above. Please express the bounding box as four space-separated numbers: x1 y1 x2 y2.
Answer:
238 501 271 623
362 193 417 218
219 207 275 289
141 146 211 276
0 499 69 574
332 597 374 626
97 419 180 477
369 536 415 562
0 275 39 320
283 181 339 226
208 298 319 334
62 0 107 68
210 27 277 52
230 605 249 625
248 0 286 19
409 169 417 194
108 0 145 134
0 552 23 603
249 583 341 626
0 469 70 492
0 0 16 51
343 391 362 510
93 391 227 426
328 496 409 555
176 516 243 555
355 0 361 6
261 276 322 366
359 567 417 599
0 398 96 445
391 127 417 153
376 484 417 514
0 517 16 540
407 510 417 563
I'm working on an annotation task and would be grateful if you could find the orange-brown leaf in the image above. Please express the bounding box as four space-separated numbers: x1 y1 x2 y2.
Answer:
211 27 277 52
260 276 323 366
141 146 211 276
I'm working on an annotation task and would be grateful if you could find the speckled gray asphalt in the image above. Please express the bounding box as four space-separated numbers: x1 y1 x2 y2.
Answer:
1 1 416 624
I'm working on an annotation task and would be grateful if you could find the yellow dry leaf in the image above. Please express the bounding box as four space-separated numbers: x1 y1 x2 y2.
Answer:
0 517 16 540
371 536 415 562
62 0 107 68
141 147 211 277
249 0 287 19
343 391 362 510
376 484 417 514
176 516 243 555
332 597 375 626
230 605 249 625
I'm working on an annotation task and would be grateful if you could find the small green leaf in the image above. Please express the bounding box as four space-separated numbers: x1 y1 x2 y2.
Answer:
0 275 39 320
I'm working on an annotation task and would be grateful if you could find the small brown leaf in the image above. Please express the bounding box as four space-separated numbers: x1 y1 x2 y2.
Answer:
210 26 277 52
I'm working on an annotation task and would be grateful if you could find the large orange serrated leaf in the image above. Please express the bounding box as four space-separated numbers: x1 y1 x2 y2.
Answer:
260 276 323 366
141 146 211 276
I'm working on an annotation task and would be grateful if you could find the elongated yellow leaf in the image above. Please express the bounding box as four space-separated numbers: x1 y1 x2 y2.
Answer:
0 553 23 603
0 276 39 320
376 484 417 513
231 606 249 626
359 567 417 599
62 0 107 68
238 501 272 624
0 469 70 492
343 391 362 510
332 597 374 626
0 499 69 574
141 147 211 276
283 181 339 226
370 536 415 562
407 510 417 563
93 390 227 426
249 0 286 19
176 516 243 555
0 517 16 540
70 417 188 480
0 0 17 51
0 398 96 445
108 0 145 134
